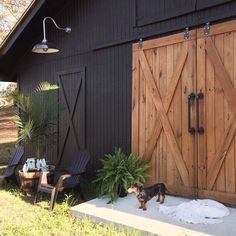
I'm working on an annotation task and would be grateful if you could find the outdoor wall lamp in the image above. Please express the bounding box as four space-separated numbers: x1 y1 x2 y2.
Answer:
32 17 71 54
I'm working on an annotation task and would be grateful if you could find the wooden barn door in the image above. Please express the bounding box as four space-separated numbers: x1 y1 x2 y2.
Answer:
197 21 236 205
57 68 86 166
132 20 236 204
132 31 197 197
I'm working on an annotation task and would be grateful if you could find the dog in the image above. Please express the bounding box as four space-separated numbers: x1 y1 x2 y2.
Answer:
128 183 166 210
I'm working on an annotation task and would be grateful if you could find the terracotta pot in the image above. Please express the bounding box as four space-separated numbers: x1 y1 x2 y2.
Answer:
18 170 41 195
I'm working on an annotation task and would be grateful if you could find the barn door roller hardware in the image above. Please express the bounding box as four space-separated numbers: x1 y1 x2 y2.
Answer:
203 22 210 36
183 27 189 40
32 17 71 54
138 38 143 49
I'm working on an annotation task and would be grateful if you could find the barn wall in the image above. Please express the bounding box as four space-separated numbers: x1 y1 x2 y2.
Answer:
19 44 132 172
16 0 236 172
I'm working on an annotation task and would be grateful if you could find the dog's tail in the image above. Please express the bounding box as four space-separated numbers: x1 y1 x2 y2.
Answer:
163 183 169 194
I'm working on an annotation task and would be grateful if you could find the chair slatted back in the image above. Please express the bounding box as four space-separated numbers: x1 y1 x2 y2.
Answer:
4 146 24 177
66 150 90 175
8 146 24 167
63 150 90 189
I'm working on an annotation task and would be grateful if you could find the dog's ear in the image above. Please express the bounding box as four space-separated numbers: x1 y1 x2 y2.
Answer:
137 183 143 191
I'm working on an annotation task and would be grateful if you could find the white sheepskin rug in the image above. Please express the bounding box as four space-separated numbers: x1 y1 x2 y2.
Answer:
159 199 230 224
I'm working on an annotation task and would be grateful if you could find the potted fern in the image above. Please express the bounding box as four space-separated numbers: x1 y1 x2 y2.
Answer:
95 148 150 203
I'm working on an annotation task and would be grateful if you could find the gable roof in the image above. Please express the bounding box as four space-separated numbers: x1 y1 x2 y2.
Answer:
0 0 67 81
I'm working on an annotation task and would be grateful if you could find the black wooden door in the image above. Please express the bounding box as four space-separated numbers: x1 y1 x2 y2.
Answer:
57 68 86 166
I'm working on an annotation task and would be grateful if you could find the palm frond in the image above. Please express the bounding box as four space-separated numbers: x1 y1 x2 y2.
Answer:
8 81 61 158
34 81 59 92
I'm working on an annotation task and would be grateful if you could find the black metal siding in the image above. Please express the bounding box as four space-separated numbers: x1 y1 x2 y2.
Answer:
15 0 236 171
136 0 196 26
19 44 132 172
197 0 233 10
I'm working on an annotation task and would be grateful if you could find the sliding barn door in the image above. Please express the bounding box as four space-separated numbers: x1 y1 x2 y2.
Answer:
58 68 86 166
132 20 236 204
197 21 236 205
132 31 197 197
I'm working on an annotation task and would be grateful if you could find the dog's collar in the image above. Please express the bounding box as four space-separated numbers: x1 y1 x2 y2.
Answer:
137 190 146 197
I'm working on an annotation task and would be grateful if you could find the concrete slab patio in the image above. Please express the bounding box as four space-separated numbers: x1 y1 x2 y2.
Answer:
71 194 236 236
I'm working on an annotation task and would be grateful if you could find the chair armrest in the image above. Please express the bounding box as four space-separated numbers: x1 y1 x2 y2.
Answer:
39 171 50 185
56 174 72 189
60 174 72 181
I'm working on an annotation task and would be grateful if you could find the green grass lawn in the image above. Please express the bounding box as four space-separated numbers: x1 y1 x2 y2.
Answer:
0 103 143 236
0 136 140 235
0 183 141 236
0 116 141 236
0 163 141 236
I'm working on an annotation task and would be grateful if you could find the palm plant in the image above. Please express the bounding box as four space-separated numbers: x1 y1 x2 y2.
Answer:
10 82 60 159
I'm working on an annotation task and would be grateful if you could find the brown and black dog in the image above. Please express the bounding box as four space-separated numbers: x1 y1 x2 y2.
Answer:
128 183 166 210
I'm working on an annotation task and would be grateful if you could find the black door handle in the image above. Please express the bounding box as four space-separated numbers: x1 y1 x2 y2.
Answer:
196 92 204 134
188 93 195 134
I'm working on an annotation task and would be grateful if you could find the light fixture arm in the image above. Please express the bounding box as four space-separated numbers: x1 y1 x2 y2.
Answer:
42 17 71 42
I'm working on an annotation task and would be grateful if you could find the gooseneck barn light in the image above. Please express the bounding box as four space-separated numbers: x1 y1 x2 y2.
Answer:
32 17 71 54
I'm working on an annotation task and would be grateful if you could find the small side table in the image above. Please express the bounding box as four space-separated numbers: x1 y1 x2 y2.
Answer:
18 165 55 195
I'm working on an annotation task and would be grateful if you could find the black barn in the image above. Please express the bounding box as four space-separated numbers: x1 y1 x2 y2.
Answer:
0 0 236 175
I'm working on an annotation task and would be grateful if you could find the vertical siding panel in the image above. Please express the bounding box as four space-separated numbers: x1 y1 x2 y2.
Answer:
159 46 167 182
166 44 175 186
234 32 236 193
139 54 146 156
224 32 235 193
132 50 139 155
214 34 225 192
180 41 189 188
145 49 155 182
154 47 161 183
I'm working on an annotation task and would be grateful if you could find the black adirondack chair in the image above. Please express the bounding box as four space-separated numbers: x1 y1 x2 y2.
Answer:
34 150 90 210
0 146 24 184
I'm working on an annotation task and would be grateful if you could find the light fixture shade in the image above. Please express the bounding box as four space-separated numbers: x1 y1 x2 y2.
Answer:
32 41 59 53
